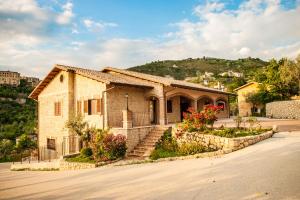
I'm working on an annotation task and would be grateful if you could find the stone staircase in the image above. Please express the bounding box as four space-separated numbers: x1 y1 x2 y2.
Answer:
126 126 170 160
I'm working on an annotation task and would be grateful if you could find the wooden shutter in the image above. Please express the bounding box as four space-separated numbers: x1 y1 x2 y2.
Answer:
58 102 61 116
84 100 88 113
77 101 82 115
91 99 97 115
54 102 57 116
97 98 101 114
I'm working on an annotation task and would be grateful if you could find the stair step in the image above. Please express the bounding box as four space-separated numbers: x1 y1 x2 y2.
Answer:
126 127 170 159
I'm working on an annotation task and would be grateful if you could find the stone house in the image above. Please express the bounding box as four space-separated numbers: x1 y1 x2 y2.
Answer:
234 82 264 117
29 64 233 158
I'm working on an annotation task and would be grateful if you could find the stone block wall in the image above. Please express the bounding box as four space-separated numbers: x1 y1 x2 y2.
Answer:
176 131 274 152
266 100 300 119
111 126 154 152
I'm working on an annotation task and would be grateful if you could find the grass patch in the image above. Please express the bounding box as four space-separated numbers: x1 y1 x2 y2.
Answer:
150 148 179 160
150 130 216 160
65 155 95 164
205 128 272 138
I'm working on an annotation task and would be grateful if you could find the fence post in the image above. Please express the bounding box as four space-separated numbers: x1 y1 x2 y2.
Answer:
21 153 22 164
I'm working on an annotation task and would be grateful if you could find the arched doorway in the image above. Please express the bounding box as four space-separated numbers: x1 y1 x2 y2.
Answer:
180 96 192 121
149 96 159 124
197 96 214 111
216 99 226 111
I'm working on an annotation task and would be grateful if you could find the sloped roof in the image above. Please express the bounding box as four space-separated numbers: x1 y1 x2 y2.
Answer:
102 67 234 95
29 64 153 100
233 82 258 91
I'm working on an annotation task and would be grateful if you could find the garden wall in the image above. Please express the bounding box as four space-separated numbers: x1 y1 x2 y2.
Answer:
266 100 300 119
176 130 274 152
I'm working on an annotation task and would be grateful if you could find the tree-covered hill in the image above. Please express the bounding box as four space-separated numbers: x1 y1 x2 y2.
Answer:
0 80 36 141
129 57 268 80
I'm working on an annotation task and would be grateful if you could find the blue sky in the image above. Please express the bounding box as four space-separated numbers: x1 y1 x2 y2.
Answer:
0 0 299 77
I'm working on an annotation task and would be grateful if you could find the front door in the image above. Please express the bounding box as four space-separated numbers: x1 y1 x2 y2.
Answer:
180 97 191 121
150 99 157 124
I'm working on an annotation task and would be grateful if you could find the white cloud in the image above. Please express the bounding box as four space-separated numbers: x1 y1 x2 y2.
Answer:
83 19 118 32
56 1 74 25
1 0 300 78
194 0 225 17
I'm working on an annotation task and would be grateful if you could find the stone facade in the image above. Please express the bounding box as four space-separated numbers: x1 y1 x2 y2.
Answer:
235 82 264 117
176 130 274 152
266 100 300 119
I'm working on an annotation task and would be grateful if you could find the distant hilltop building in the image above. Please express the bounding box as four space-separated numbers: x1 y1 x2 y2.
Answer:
21 76 40 87
0 71 20 86
219 70 243 78
0 70 39 87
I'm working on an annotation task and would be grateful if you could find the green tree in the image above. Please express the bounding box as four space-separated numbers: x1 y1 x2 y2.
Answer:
279 56 300 95
16 134 37 154
0 139 14 161
65 115 87 137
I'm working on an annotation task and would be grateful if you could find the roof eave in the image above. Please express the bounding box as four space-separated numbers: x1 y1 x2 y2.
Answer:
170 83 236 96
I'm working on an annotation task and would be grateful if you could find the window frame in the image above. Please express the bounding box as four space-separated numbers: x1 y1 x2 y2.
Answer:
47 138 56 150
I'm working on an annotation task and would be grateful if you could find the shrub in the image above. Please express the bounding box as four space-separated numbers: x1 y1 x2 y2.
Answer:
155 130 178 151
150 149 178 160
177 143 208 156
80 147 93 157
103 134 127 160
0 139 15 161
89 128 108 161
176 105 222 136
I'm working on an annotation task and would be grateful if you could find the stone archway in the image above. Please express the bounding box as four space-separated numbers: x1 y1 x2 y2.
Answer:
197 96 214 111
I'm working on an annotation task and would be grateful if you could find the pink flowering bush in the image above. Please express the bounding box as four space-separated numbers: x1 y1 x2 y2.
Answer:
176 105 223 137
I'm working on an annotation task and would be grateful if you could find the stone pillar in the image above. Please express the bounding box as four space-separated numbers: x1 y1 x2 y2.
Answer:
159 96 166 125
194 100 198 111
122 110 133 129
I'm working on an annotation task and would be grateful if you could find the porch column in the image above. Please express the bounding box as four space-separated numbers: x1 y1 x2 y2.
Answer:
194 100 198 111
159 96 166 125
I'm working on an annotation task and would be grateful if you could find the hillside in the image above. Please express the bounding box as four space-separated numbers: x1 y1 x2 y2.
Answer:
0 80 36 141
129 57 268 80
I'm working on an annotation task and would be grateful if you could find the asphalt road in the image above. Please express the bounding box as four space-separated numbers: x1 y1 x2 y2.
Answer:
1 131 300 200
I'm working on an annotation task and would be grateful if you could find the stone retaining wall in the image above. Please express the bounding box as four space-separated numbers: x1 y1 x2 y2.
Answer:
266 100 300 119
59 160 96 170
177 130 274 152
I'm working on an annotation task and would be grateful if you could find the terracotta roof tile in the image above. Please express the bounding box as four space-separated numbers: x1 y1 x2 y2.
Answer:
29 64 153 100
102 67 234 95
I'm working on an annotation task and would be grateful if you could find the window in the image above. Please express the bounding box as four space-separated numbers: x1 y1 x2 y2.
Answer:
97 99 102 113
60 74 64 83
167 100 173 113
47 138 56 150
54 102 61 116
84 99 101 115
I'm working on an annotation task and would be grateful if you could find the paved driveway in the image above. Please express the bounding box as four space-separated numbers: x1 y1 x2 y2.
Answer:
1 131 300 200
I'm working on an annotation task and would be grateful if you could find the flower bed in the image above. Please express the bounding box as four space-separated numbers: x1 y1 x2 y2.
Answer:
150 130 216 160
151 106 275 160
65 116 127 164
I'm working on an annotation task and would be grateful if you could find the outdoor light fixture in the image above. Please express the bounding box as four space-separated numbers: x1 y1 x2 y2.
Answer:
125 93 129 110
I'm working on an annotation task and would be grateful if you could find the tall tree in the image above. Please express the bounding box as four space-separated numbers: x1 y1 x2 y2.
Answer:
280 56 300 95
